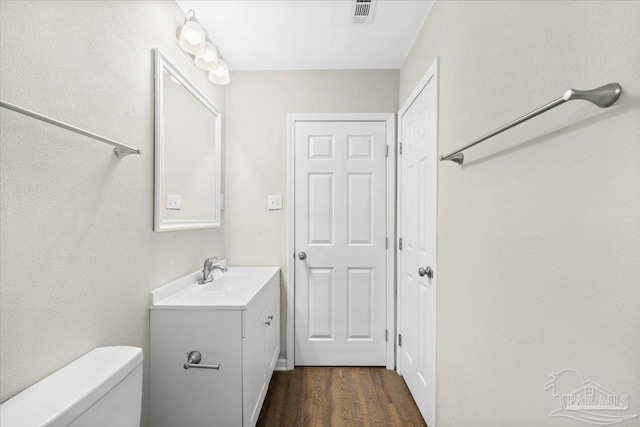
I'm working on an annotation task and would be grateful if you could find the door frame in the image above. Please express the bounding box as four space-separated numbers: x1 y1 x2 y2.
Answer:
286 113 396 370
396 57 439 422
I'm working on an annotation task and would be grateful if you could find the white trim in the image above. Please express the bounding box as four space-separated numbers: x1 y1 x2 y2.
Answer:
286 115 296 370
385 114 397 370
399 57 439 117
396 57 439 426
286 113 396 370
153 48 222 232
274 358 288 371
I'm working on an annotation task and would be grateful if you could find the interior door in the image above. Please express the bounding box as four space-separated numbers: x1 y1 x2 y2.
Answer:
399 73 438 426
294 120 387 366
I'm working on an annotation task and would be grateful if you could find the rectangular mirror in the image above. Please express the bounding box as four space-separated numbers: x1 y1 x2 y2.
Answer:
154 49 221 232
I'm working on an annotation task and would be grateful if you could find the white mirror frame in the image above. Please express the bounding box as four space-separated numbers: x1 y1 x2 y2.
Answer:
154 48 222 232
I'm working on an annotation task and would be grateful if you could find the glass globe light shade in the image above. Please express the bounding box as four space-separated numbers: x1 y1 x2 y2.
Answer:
208 59 230 85
195 39 220 71
178 18 206 55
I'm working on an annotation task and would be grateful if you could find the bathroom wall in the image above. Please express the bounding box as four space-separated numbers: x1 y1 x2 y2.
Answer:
0 1 225 425
400 1 640 425
224 70 399 357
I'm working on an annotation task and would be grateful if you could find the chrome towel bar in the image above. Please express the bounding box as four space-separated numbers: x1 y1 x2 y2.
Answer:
440 83 622 164
0 100 141 158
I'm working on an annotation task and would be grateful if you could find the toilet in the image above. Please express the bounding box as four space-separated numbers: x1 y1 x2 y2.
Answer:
0 346 143 427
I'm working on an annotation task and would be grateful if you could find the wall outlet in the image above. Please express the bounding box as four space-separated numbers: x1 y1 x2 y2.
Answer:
268 195 283 210
167 195 182 210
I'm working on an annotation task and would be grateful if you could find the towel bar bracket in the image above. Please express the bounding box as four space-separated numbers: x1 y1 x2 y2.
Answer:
114 147 142 158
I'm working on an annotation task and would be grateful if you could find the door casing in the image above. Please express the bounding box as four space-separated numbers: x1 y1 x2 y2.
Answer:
396 57 439 426
286 113 396 370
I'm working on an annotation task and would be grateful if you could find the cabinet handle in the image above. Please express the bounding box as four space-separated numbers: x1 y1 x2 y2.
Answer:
183 350 220 370
265 320 271 326
268 315 274 320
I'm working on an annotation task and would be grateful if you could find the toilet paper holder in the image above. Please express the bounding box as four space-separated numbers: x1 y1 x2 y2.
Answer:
183 350 220 370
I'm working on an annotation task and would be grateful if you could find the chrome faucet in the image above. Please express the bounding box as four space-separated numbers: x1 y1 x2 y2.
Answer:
198 257 228 284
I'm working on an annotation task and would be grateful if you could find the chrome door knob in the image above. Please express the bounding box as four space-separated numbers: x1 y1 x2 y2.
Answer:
298 252 307 260
418 266 433 278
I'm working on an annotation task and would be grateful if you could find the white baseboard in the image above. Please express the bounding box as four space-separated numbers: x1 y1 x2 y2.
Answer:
275 358 288 371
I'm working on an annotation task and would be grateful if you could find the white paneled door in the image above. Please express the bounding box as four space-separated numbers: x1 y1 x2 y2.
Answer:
399 63 438 427
294 121 387 366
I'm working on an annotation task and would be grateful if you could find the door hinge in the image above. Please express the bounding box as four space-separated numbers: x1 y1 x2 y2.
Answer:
385 329 388 342
398 334 402 347
385 145 389 157
399 237 402 251
399 142 403 155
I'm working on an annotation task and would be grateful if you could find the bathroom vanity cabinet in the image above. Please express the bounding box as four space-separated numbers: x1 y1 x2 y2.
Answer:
149 267 280 427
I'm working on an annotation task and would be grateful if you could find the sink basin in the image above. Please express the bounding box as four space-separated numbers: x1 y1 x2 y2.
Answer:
149 265 279 309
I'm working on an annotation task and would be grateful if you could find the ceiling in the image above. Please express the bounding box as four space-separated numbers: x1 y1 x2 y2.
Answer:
176 0 434 70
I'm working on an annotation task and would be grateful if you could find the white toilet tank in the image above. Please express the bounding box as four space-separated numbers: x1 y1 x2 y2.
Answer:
0 346 143 427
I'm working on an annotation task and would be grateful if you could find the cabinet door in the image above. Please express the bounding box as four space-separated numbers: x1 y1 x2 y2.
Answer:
264 285 280 383
243 306 267 427
150 310 242 427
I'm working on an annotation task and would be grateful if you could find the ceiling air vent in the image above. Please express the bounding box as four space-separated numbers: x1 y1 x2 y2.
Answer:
352 0 376 24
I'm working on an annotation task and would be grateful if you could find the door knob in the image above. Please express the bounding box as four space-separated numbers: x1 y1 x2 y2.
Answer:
298 252 307 260
418 266 433 278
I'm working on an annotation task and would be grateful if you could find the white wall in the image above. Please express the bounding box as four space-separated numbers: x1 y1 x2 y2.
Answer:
0 2 225 425
400 1 640 425
224 70 398 357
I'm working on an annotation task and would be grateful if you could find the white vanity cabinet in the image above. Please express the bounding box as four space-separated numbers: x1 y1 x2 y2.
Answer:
149 267 280 427
240 273 281 426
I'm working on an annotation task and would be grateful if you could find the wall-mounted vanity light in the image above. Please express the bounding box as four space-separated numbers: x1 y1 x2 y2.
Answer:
177 9 230 85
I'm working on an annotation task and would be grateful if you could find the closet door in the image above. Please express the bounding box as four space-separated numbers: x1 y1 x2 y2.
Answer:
399 64 438 427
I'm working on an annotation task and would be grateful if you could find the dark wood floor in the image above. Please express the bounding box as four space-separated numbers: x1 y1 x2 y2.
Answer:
256 367 427 427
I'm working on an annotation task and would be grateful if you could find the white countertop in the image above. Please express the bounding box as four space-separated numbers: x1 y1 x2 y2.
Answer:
149 265 280 310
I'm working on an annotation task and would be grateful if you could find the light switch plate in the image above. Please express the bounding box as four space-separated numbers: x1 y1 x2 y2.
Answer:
268 195 282 210
167 195 182 210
